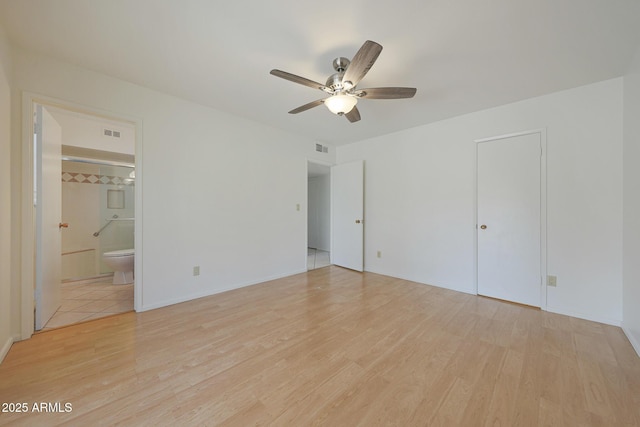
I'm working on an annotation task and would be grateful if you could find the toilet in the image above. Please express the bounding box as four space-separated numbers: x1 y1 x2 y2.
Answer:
102 249 134 285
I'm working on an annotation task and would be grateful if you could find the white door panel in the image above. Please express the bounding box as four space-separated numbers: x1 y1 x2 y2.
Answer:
35 104 62 330
331 160 364 272
477 133 541 307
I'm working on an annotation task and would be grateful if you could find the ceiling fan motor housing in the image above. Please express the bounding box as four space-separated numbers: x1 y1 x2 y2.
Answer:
332 57 350 72
325 57 352 92
326 72 345 92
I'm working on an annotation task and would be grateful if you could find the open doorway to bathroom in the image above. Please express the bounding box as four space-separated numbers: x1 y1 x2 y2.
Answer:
33 103 137 331
307 161 331 270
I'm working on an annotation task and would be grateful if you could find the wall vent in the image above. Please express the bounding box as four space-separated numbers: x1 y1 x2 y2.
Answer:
103 128 121 138
315 143 329 153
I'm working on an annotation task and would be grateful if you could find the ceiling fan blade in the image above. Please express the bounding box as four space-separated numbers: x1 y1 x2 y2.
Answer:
359 87 417 99
342 40 382 87
270 69 328 92
288 99 325 114
345 106 361 123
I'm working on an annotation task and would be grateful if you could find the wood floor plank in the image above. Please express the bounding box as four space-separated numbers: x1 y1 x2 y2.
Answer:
1 266 639 426
483 349 525 427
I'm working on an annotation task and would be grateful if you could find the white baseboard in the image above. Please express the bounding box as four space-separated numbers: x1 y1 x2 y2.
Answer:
622 324 640 358
0 335 13 364
363 267 476 295
546 305 621 327
140 268 308 312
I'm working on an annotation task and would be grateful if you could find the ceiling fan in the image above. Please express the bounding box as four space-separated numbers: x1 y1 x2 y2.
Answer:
270 40 417 123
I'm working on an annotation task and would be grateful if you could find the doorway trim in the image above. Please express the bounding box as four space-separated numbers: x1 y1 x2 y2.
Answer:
20 92 144 339
474 128 547 310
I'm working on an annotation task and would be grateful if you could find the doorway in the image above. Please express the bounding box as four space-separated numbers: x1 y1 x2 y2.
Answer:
28 99 139 332
307 161 331 270
476 130 547 308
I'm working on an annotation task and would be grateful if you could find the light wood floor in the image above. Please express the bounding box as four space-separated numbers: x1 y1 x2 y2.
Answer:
1 266 639 426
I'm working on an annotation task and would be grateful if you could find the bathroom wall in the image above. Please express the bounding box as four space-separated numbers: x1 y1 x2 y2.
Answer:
61 161 134 279
97 164 135 270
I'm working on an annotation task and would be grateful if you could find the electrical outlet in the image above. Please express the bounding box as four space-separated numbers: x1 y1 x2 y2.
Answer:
193 266 200 276
377 250 382 258
547 275 557 287
296 203 300 211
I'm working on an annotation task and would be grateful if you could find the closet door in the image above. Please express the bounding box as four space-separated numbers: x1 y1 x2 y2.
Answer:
477 132 542 307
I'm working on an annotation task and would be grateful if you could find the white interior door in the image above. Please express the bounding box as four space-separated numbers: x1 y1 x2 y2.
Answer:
331 160 364 272
35 104 63 330
477 132 541 307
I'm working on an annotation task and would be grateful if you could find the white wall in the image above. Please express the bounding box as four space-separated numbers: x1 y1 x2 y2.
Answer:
623 45 640 354
338 78 623 325
0 24 13 362
10 47 336 327
308 173 330 251
49 106 135 155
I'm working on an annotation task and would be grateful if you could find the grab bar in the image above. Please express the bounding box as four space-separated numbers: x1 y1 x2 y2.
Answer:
93 215 118 237
93 215 127 237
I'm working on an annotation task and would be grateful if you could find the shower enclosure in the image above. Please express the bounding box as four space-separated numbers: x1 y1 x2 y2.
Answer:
61 159 135 281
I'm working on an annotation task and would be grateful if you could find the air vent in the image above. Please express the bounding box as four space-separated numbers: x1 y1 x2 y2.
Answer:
315 143 329 153
103 128 121 138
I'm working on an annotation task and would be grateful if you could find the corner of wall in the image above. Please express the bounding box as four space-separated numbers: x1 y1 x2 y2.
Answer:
623 42 640 358
622 324 640 358
0 336 12 363
0 21 14 362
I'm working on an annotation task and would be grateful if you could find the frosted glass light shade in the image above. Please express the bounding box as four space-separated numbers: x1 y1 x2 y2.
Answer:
325 94 357 114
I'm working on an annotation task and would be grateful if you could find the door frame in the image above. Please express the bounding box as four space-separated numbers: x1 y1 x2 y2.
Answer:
20 92 144 339
474 128 547 310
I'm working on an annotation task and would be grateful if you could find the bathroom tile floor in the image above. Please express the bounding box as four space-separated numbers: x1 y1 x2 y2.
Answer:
307 248 330 270
42 276 134 331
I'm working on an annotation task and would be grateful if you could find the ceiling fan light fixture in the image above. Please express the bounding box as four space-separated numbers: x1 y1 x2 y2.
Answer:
325 94 357 115
270 40 415 123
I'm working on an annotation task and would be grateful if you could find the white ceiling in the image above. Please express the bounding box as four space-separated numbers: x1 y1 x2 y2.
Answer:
1 0 639 146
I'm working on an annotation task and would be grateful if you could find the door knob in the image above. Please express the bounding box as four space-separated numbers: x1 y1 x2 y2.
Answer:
480 224 487 229
355 219 362 224
59 222 69 229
